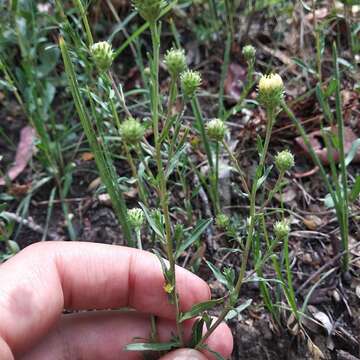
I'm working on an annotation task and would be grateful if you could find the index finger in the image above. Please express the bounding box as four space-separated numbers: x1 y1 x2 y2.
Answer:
0 241 210 355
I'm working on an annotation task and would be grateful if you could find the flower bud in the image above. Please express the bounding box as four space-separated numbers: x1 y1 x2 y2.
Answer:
273 219 290 239
216 213 230 230
128 208 145 228
144 67 151 76
133 0 166 23
180 70 202 98
206 118 227 142
164 48 187 78
120 118 145 144
258 73 284 109
90 41 114 72
242 45 256 62
275 149 295 173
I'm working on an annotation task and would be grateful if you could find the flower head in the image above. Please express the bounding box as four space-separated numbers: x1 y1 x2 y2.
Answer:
206 118 227 142
258 73 284 109
216 213 230 230
242 45 256 63
120 118 145 144
273 219 290 239
164 48 187 78
180 70 202 98
128 208 145 228
275 149 295 173
90 41 114 72
133 0 166 22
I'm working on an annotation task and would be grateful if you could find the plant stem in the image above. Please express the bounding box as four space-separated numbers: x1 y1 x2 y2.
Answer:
333 43 349 271
214 141 221 215
149 22 184 346
197 108 275 347
191 97 214 170
222 139 250 196
73 0 94 46
108 71 132 119
261 171 284 210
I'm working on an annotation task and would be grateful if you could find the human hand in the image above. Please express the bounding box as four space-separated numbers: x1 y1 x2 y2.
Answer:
0 241 233 359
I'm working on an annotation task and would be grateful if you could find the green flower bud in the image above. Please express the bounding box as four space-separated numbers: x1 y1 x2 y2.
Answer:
258 73 284 109
273 219 290 239
216 213 230 230
275 149 295 172
120 118 145 144
133 0 166 23
242 45 256 62
180 70 202 98
164 48 187 78
144 67 151 76
90 41 114 72
206 118 227 142
128 208 144 228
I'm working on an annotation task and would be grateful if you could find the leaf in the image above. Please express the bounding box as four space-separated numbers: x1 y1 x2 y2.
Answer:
345 138 360 167
205 260 228 286
324 193 335 208
175 218 212 259
124 341 179 352
180 298 224 322
256 165 273 190
224 299 253 320
350 176 360 202
292 58 316 75
165 143 187 179
189 318 205 348
0 126 36 186
139 203 165 240
313 311 333 336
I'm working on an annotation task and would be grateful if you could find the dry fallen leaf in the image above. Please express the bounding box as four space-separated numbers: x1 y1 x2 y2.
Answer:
8 183 31 197
81 152 95 161
303 215 323 230
224 63 247 103
0 126 36 186
313 311 333 336
307 340 325 360
295 126 360 165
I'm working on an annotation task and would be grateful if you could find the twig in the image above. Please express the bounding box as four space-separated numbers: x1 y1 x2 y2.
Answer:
2 212 59 240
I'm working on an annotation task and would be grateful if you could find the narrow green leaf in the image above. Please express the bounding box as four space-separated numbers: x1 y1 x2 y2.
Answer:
124 341 179 352
165 143 188 179
350 176 360 202
224 298 252 320
59 37 133 245
175 218 212 258
205 260 228 286
180 298 224 322
139 203 165 240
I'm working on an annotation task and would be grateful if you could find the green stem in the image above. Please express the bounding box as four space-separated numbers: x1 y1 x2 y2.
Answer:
333 43 349 271
149 22 184 346
108 72 132 119
214 141 221 215
197 107 275 348
73 0 94 46
222 139 250 196
191 97 213 170
261 171 284 210
218 33 232 118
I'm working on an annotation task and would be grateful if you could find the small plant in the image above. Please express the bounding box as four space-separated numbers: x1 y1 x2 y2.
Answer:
59 0 304 352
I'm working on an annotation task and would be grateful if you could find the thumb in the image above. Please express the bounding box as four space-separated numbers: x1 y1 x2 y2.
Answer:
159 348 208 360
